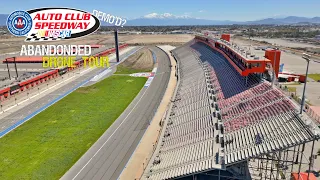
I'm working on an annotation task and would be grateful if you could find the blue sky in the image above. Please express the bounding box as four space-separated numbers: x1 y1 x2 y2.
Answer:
1 0 319 21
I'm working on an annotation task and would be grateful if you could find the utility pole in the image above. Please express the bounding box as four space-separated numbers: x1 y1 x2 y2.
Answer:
5 58 11 79
13 57 18 79
271 48 278 87
300 53 311 114
114 29 120 63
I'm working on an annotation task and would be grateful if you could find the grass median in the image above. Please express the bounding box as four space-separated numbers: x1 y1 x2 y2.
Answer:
0 75 147 180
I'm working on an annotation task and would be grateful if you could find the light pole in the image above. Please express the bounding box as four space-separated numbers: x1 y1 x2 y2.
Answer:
271 48 278 87
300 53 311 114
5 58 11 79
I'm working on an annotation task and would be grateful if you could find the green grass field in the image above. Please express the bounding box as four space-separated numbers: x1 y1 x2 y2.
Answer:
114 64 153 74
0 76 146 180
287 86 297 93
308 74 320 81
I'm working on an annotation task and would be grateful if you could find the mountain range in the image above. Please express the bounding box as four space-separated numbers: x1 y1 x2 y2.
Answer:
125 13 320 26
0 13 319 26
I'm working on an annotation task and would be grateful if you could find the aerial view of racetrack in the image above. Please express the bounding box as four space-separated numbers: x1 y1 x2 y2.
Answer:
61 46 171 180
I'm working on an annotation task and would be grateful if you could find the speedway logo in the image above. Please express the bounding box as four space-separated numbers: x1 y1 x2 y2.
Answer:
7 8 100 42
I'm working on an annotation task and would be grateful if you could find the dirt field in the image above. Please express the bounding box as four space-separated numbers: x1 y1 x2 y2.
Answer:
0 34 116 55
115 47 154 74
251 37 319 48
0 34 194 56
233 36 320 74
123 34 194 45
123 48 153 69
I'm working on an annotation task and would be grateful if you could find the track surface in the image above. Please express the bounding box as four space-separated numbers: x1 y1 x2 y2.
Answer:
0 47 140 133
61 47 170 180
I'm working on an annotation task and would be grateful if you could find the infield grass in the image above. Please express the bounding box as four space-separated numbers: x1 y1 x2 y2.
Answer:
0 75 147 180
115 65 153 74
308 74 320 81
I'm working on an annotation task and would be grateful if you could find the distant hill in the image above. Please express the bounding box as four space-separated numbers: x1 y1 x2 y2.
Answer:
246 16 320 25
0 13 319 26
0 14 7 26
126 18 238 26
127 14 320 26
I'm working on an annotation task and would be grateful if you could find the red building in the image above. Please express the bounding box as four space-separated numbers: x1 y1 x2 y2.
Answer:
195 35 274 77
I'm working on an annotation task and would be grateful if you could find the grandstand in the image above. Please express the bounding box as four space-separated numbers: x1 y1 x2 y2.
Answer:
142 36 320 180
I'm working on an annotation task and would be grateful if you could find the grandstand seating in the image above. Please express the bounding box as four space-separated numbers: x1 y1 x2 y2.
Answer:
144 42 223 180
143 40 316 180
191 41 313 165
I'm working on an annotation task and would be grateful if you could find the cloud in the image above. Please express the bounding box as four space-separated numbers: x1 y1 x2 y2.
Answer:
142 13 192 19
199 10 206 13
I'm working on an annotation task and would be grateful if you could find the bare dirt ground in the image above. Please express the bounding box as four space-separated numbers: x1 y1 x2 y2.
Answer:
0 34 193 55
251 37 319 48
233 36 320 74
0 34 115 55
117 47 154 72
123 34 194 45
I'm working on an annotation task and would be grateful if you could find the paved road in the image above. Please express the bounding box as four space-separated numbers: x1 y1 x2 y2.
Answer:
61 46 171 180
0 47 141 135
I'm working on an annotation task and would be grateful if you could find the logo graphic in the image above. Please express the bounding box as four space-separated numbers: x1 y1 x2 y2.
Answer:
7 8 100 42
7 10 33 36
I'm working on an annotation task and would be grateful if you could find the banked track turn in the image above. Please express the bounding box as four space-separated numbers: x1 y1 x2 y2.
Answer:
61 46 171 180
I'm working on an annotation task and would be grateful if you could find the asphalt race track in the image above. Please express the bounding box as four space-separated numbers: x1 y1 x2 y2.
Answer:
61 46 170 180
0 47 141 134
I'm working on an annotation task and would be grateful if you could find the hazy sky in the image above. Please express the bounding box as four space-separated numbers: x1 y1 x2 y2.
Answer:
1 0 319 21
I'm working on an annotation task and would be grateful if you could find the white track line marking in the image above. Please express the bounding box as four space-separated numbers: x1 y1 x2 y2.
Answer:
72 86 149 180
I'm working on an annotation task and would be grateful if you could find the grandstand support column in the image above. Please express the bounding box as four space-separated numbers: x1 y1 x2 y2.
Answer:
300 54 311 114
269 153 275 180
6 59 11 79
283 149 289 179
245 159 250 180
291 146 296 174
275 151 281 180
114 29 120 63
13 57 18 79
264 155 269 180
307 139 315 180
257 157 261 177
297 143 305 180
271 50 277 87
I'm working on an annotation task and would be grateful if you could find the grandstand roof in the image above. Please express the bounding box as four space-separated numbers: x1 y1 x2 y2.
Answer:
216 39 269 62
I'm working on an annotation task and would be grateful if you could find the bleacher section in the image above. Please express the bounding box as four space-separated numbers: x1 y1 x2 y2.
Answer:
192 42 314 165
142 40 318 180
143 41 223 180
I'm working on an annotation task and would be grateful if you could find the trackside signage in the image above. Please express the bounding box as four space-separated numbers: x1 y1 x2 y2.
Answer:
7 8 100 42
